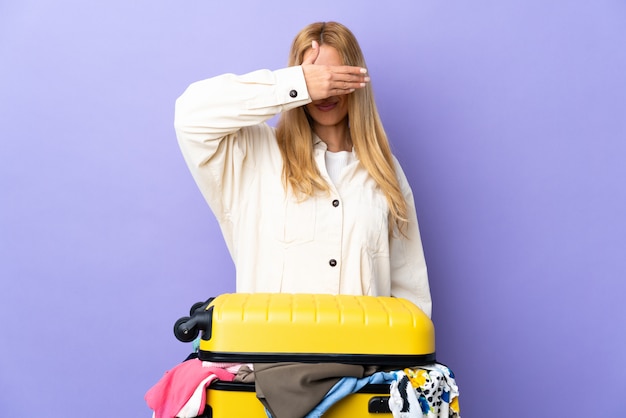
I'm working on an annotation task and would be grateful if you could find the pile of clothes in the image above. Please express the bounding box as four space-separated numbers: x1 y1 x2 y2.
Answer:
145 358 460 418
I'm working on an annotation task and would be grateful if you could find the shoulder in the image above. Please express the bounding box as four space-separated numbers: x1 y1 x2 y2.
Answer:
390 154 408 181
389 153 415 197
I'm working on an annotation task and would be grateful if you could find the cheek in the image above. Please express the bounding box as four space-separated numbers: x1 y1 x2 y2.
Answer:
338 99 349 117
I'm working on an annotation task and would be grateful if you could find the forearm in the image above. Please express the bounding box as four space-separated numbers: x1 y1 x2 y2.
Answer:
174 66 311 146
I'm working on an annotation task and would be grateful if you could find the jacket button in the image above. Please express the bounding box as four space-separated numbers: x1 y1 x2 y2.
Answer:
332 199 339 207
289 90 298 98
329 259 337 267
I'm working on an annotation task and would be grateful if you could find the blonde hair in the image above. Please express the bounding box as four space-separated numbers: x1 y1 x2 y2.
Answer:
276 21 408 234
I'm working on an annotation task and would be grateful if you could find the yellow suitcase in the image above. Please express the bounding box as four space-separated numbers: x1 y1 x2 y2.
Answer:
200 381 395 418
174 293 436 417
174 293 435 366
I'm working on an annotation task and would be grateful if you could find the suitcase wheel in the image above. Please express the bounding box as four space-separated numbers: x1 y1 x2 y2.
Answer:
173 316 200 343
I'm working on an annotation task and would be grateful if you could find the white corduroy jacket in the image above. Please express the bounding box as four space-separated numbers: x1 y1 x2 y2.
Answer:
174 66 432 317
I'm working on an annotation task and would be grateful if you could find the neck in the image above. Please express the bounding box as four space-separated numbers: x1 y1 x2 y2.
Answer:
314 122 352 152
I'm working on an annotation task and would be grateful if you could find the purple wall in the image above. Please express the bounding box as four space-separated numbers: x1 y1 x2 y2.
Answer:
1 1 625 417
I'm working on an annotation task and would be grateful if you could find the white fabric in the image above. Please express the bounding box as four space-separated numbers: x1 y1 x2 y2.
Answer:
389 371 422 417
175 66 431 317
389 365 460 418
176 374 217 418
324 150 353 185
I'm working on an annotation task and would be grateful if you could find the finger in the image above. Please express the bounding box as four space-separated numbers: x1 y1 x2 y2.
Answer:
330 87 356 96
302 40 320 65
328 68 370 89
333 75 370 94
333 81 363 94
333 65 368 77
330 73 370 89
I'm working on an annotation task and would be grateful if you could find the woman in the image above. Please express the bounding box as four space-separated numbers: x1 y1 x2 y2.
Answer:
175 21 431 318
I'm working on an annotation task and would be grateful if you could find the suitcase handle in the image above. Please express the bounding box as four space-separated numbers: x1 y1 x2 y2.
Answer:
368 396 391 413
189 297 215 316
173 300 215 343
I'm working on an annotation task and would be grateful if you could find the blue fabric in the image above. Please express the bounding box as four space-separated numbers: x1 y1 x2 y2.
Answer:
304 371 396 418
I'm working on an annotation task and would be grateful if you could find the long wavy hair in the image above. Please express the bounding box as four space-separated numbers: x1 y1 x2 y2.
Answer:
275 21 408 234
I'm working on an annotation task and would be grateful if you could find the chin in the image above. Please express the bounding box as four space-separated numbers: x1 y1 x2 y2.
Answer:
310 112 348 127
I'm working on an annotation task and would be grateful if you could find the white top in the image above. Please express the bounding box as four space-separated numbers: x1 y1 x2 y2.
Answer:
325 150 354 185
174 66 432 317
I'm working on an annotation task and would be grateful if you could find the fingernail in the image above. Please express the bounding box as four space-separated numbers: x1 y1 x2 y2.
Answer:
360 68 368 74
364 77 371 82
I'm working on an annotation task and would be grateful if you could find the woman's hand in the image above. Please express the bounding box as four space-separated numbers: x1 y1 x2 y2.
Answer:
301 41 370 101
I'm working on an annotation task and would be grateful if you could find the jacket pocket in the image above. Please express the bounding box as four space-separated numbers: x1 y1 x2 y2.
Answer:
264 192 316 246
280 196 317 245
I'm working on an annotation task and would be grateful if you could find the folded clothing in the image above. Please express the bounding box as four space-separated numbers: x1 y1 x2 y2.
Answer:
145 359 236 418
389 364 460 418
254 362 367 418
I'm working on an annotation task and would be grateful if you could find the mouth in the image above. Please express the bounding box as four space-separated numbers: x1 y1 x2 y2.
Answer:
315 101 338 112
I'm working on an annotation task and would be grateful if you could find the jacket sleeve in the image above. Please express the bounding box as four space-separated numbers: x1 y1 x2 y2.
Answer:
389 159 432 318
173 66 311 233
174 67 311 146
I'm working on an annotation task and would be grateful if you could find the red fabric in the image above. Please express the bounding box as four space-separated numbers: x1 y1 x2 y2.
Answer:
145 359 235 418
